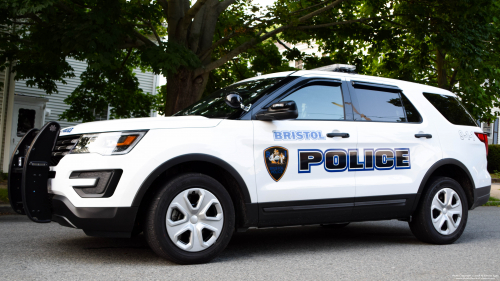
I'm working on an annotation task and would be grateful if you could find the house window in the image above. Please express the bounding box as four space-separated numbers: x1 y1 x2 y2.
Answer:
17 108 36 137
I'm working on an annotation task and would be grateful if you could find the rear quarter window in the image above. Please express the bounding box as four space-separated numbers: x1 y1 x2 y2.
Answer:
352 88 406 122
423 93 477 126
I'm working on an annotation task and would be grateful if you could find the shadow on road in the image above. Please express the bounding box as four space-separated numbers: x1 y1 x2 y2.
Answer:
46 221 424 265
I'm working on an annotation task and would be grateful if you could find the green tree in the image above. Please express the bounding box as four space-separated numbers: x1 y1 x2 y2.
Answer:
0 0 404 120
281 0 500 121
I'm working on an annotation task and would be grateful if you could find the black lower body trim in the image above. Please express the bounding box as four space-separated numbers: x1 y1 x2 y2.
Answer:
51 195 138 238
351 194 415 222
259 197 353 227
471 185 491 209
263 202 354 212
257 194 416 227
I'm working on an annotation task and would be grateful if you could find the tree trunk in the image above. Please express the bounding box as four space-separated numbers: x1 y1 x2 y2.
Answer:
436 48 448 89
164 68 209 116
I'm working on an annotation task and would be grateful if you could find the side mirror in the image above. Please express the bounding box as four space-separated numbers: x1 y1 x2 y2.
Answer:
255 101 298 121
225 92 252 112
225 92 243 109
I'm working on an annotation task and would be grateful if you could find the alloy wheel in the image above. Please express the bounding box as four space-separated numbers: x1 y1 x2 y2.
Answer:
430 187 462 235
166 188 224 252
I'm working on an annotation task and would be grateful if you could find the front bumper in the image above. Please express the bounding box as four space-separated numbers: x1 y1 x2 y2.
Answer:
51 195 138 238
471 185 491 209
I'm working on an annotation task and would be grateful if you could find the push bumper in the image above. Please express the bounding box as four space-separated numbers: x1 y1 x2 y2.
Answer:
471 185 491 209
7 121 137 237
51 195 138 238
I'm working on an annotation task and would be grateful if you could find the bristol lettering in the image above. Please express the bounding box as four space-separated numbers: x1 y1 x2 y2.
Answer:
298 148 410 173
273 130 327 141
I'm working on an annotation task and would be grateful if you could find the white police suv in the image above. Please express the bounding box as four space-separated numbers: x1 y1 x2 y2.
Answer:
8 65 491 264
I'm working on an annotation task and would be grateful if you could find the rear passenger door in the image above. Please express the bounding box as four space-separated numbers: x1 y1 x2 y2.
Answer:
346 79 442 221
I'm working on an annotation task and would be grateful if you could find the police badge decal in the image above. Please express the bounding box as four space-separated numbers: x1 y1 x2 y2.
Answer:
264 146 289 182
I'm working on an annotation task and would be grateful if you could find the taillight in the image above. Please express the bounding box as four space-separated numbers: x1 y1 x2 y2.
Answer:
474 132 488 155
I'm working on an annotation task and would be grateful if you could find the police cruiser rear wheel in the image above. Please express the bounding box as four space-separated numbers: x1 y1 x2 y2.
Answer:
409 177 468 244
144 173 235 264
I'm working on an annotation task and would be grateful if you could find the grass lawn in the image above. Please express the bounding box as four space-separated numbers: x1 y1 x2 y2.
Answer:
0 188 8 204
483 196 500 206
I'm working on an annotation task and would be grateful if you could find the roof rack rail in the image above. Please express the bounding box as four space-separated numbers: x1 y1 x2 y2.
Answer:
312 64 357 74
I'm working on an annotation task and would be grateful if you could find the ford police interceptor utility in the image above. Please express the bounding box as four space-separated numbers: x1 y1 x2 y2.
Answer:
8 64 491 264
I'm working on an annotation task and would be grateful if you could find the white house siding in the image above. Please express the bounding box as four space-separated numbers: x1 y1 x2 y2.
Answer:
14 58 158 128
134 68 157 95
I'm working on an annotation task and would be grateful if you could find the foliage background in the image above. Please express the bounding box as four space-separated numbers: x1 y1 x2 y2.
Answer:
1 0 499 121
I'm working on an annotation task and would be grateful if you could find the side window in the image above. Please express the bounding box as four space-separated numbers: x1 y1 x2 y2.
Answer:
401 93 422 123
280 84 344 120
423 93 477 126
353 88 406 122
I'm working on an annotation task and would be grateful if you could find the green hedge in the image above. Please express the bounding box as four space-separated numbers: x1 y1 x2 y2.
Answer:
488 145 500 173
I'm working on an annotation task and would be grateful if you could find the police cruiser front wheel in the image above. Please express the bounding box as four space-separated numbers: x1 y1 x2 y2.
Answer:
409 177 468 244
144 173 235 264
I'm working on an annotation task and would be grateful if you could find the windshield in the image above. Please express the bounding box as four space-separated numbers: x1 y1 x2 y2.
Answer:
175 77 285 118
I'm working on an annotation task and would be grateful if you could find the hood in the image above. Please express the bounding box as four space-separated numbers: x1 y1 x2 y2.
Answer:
59 116 222 136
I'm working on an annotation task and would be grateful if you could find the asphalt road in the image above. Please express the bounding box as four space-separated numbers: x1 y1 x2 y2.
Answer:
1 207 499 281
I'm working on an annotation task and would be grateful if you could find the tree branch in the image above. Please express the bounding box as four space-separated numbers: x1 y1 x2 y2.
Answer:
290 0 334 15
276 38 292 51
198 31 243 61
8 21 36 25
28 13 43 24
298 0 350 22
381 18 406 28
148 22 163 46
182 0 209 27
217 0 238 14
132 29 157 47
117 48 133 76
294 15 399 30
195 0 354 76
198 15 280 60
194 26 285 76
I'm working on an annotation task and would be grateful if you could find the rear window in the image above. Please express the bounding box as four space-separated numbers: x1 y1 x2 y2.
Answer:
353 89 406 122
423 93 477 126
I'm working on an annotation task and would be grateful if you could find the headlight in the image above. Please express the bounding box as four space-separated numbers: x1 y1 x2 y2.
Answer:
70 131 147 156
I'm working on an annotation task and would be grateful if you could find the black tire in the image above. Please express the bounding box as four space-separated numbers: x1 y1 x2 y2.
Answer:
320 222 350 228
144 173 235 264
409 177 468 244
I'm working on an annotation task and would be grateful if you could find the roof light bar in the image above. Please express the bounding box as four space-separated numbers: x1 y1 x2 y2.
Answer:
312 64 357 73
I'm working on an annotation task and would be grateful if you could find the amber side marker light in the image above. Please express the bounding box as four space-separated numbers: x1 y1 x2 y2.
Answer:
117 135 138 147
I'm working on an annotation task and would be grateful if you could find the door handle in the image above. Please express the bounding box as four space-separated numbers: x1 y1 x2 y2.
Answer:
415 134 432 139
327 133 350 138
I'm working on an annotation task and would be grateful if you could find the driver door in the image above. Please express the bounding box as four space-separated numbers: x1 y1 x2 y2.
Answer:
253 78 357 226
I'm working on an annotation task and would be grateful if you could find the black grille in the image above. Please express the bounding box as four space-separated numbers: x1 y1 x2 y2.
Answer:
50 135 81 166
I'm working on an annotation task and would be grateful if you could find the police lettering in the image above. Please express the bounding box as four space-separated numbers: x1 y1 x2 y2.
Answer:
298 148 410 173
